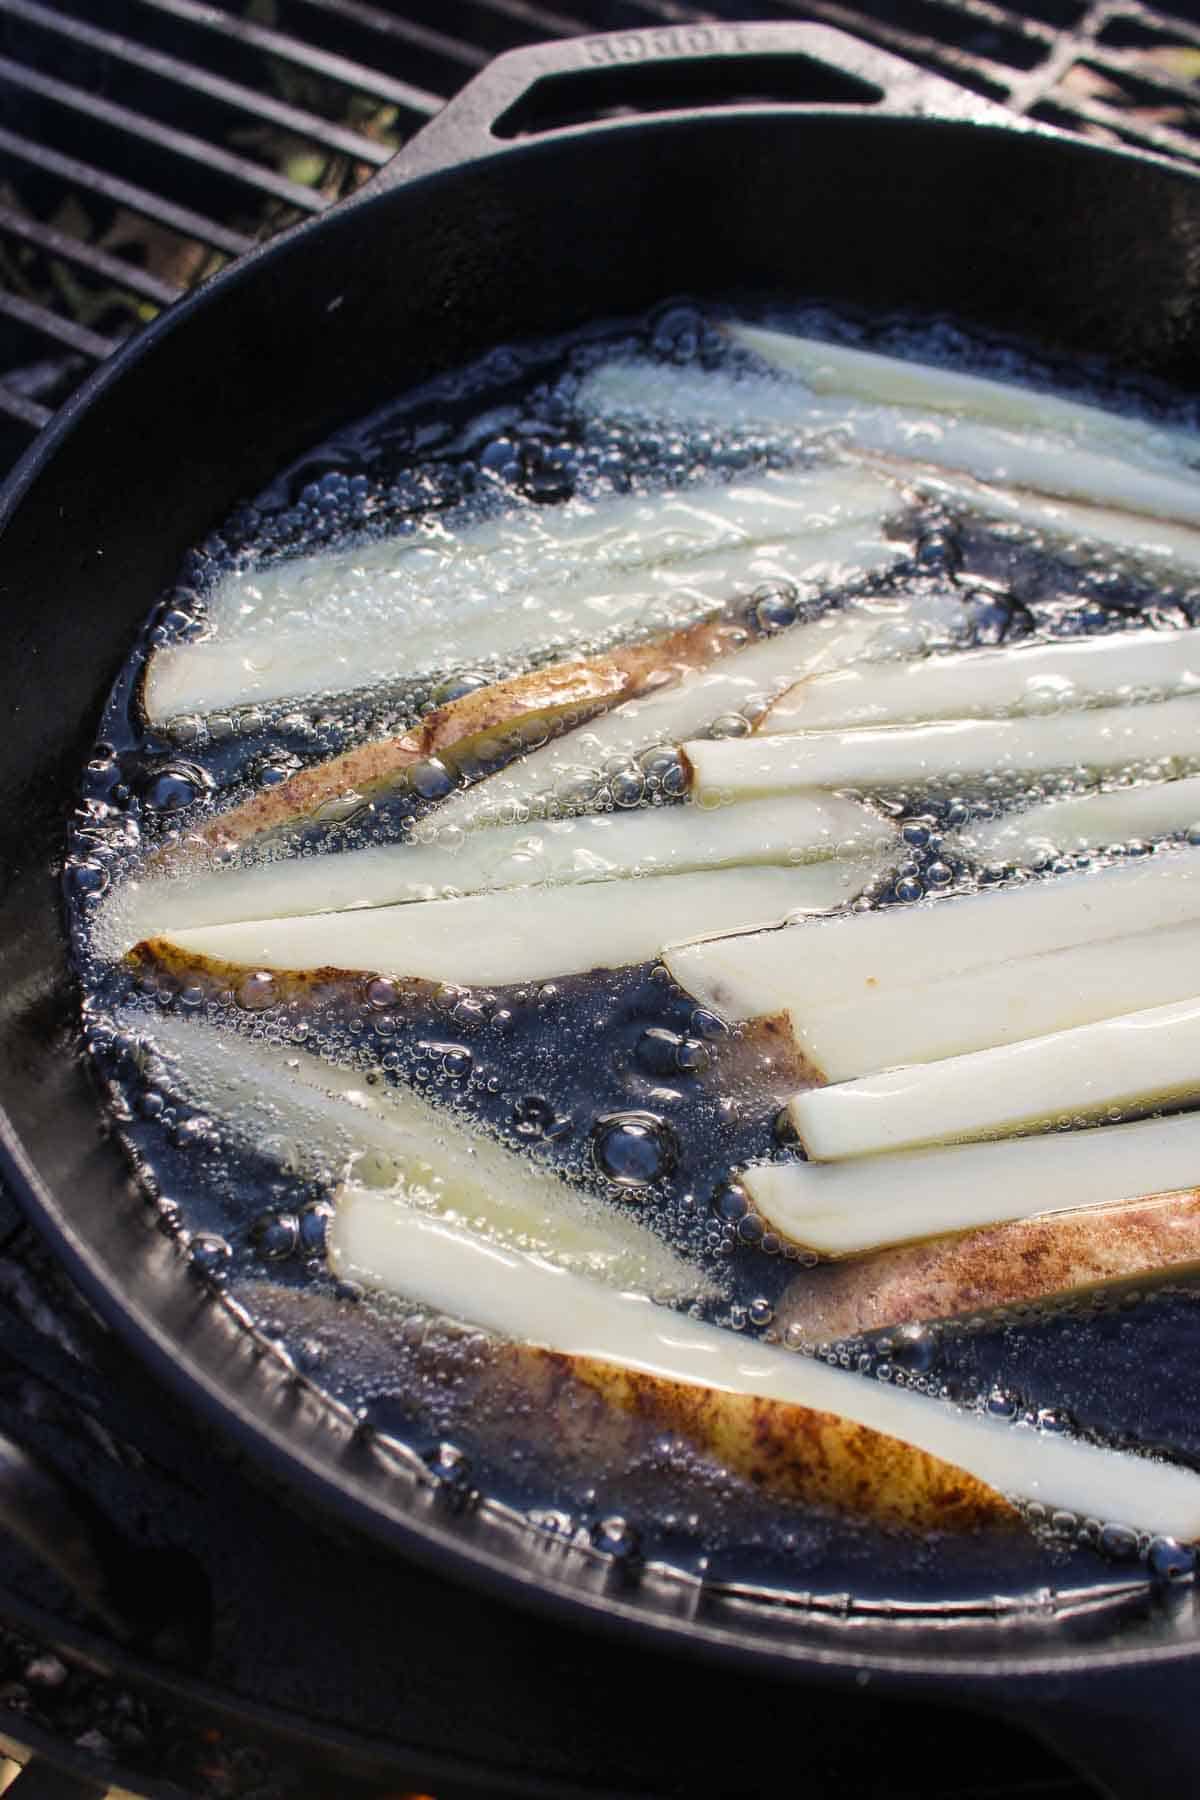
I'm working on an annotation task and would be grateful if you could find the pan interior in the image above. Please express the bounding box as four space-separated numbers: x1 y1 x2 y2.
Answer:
67 288 1200 1636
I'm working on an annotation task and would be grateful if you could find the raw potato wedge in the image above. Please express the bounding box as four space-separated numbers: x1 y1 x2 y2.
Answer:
664 851 1200 1024
230 1277 1003 1529
329 1197 1200 1538
725 324 1200 469
784 920 1200 1081
774 1192 1200 1346
683 695 1200 801
950 776 1200 865
765 628 1200 733
128 1009 713 1299
424 571 937 835
580 351 1200 529
787 995 1200 1161
98 793 891 960
130 861 874 991
171 617 740 856
145 466 900 723
738 1109 1200 1256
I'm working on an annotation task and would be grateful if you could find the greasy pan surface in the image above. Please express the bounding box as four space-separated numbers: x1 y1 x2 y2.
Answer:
1 22 1200 1705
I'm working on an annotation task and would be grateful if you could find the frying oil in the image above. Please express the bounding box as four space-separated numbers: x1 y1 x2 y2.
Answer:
67 300 1200 1610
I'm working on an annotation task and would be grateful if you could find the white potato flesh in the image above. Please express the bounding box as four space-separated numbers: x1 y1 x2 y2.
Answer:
789 920 1200 1080
726 324 1200 470
787 995 1200 1161
428 589 963 835
151 862 873 988
767 629 1200 733
127 1010 711 1298
685 695 1200 800
97 794 891 960
145 467 897 723
578 356 1200 528
663 851 1200 1022
329 1197 1200 1539
951 776 1200 865
739 1109 1200 1256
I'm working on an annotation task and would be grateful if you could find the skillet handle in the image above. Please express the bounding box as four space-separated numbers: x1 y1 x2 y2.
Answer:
361 21 1019 195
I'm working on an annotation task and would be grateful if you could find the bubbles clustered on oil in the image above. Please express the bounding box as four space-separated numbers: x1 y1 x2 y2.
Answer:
68 298 1200 1610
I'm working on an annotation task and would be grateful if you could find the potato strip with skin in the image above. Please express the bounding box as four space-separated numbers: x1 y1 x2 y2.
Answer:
99 794 890 960
131 861 875 991
764 628 1200 734
132 1010 714 1300
683 697 1200 801
738 1110 1200 1256
663 852 1200 1024
426 588 962 835
172 616 740 856
787 995 1200 1162
774 1193 1200 1347
329 1196 1200 1539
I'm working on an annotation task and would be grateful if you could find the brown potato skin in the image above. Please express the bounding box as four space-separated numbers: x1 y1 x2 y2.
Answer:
164 616 745 859
555 1354 1018 1533
776 1190 1200 1347
233 1281 1017 1533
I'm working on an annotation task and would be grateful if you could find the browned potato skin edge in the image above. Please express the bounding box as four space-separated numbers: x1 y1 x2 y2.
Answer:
552 1351 1020 1533
776 1189 1200 1346
153 616 746 861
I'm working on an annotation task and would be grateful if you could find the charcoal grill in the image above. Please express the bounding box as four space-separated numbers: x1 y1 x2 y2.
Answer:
0 1 1199 1795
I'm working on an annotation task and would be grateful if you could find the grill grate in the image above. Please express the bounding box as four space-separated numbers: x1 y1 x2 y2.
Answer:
2 0 1200 472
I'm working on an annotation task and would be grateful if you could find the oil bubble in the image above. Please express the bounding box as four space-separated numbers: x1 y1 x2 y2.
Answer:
298 1200 334 1258
237 970 279 1012
610 767 645 808
592 1514 640 1561
592 1112 678 1185
251 1211 300 1261
752 582 800 634
636 1028 683 1076
514 1095 556 1137
143 764 207 813
188 1233 232 1281
714 1182 749 1222
410 757 454 801
1149 1537 1196 1585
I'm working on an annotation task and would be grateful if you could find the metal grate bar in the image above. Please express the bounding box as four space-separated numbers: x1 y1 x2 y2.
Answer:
0 201 183 308
282 0 489 72
459 0 598 41
775 0 1028 97
0 384 52 430
0 122 254 257
1 0 392 168
0 287 117 359
128 0 444 117
1036 86 1200 161
0 53 331 214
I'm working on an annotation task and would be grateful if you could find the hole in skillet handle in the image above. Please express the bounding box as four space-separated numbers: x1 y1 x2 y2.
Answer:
490 52 883 140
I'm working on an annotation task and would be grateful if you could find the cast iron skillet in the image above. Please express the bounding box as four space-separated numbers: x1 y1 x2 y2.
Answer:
0 21 1199 1796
